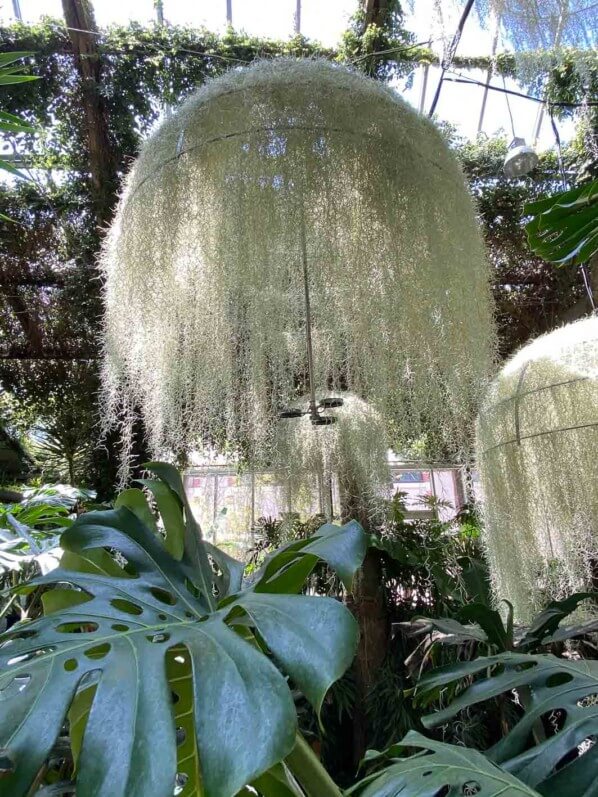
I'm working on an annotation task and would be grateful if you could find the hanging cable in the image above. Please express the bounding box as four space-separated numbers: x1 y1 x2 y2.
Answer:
549 107 567 188
428 0 476 117
503 75 517 138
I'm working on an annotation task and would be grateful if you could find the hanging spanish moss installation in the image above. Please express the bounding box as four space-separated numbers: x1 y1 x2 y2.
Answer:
476 315 598 622
478 0 597 52
427 0 596 85
275 393 392 525
482 0 598 87
101 59 495 486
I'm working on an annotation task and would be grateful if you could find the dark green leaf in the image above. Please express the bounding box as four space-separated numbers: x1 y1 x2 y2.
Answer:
458 601 511 651
253 520 368 593
348 732 540 796
525 180 598 266
520 592 598 650
232 591 358 716
0 508 297 797
418 652 598 794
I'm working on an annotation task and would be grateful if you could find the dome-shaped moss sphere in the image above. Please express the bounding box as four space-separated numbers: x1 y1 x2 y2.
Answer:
101 59 495 477
477 315 598 621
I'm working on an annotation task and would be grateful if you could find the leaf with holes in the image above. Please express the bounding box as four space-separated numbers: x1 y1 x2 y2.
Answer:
347 731 540 796
525 180 598 266
252 520 368 594
519 592 598 651
416 652 598 795
0 503 360 797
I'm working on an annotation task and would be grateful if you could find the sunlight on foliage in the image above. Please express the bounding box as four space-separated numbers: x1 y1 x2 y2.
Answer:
101 59 496 482
477 315 598 622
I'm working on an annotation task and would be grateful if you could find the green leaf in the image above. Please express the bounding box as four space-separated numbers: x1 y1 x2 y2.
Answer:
137 479 184 559
232 591 358 716
458 601 511 650
0 117 34 134
59 546 134 579
41 588 91 615
348 732 540 796
458 554 493 606
114 488 158 534
417 652 598 795
0 74 39 85
250 763 303 796
144 462 216 608
254 520 368 593
524 179 598 266
0 52 35 68
0 500 357 797
0 158 27 180
403 615 489 646
68 683 96 770
520 592 598 650
166 647 203 796
0 508 296 797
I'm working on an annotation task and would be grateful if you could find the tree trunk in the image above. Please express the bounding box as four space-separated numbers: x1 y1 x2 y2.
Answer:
2 289 44 356
340 474 389 766
61 0 118 227
61 0 149 495
364 0 389 28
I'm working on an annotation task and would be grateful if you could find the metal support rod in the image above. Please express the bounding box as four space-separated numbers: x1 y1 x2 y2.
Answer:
11 0 22 21
418 41 431 114
429 466 438 518
226 0 232 26
428 0 475 117
294 0 301 34
299 212 318 419
154 0 164 25
250 470 256 534
477 20 500 133
212 474 219 544
533 4 566 145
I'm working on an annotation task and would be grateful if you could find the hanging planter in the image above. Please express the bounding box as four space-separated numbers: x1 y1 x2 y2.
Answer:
101 59 495 482
275 392 391 524
476 315 598 622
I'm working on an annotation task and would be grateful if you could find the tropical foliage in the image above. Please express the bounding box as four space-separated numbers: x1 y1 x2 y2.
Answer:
525 178 598 265
0 18 595 496
0 49 37 189
1 467 598 796
352 592 598 797
0 462 367 796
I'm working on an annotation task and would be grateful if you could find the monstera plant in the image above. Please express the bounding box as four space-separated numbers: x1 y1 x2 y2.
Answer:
525 179 598 266
0 462 368 797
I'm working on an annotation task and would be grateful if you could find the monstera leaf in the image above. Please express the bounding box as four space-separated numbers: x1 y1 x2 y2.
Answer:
0 463 366 797
415 652 598 796
525 179 598 266
347 732 540 796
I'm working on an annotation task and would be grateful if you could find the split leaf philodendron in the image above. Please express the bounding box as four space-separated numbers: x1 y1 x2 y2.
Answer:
348 732 541 797
0 462 367 797
413 652 598 796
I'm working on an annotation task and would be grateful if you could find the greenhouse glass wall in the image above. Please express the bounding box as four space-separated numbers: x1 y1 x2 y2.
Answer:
183 455 469 556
